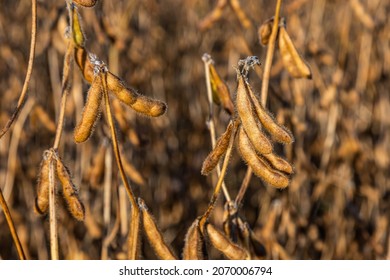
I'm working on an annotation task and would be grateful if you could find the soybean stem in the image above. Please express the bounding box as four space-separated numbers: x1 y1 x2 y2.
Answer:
48 153 59 260
0 188 26 260
53 42 74 150
101 71 140 259
260 0 283 106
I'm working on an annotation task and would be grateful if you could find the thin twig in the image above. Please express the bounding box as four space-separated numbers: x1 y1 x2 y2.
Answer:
202 55 231 202
101 71 140 259
52 42 74 149
0 0 37 139
48 151 58 260
0 188 26 260
234 166 253 207
260 0 283 106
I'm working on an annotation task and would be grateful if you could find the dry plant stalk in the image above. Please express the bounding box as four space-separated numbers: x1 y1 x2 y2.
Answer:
138 198 177 260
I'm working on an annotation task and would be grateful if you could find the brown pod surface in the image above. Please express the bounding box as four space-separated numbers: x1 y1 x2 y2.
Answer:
201 121 234 175
71 5 85 48
138 198 177 260
57 158 85 221
74 74 103 143
73 0 98 7
35 154 51 214
278 26 312 79
236 74 272 154
75 48 94 83
245 81 294 144
206 223 250 260
107 73 167 117
258 18 273 46
209 63 234 115
262 152 293 174
183 219 205 260
237 127 289 188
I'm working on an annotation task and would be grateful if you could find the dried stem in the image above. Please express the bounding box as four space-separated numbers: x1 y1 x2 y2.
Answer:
52 42 74 149
0 0 37 139
48 152 58 260
0 188 26 260
234 165 253 207
53 10 75 150
47 5 75 260
101 71 140 259
202 55 231 202
260 0 282 105
200 120 238 230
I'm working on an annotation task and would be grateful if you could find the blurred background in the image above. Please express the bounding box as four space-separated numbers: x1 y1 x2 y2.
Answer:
0 0 389 259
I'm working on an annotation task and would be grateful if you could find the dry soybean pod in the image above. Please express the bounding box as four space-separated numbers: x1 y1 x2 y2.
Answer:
201 121 234 175
183 218 205 260
71 3 85 48
74 48 94 83
278 25 312 79
73 0 98 7
236 73 272 154
206 223 250 260
237 127 289 188
245 80 294 144
262 152 293 174
107 72 167 117
74 74 103 143
138 198 177 260
56 157 85 221
258 17 274 46
209 62 234 115
35 151 51 214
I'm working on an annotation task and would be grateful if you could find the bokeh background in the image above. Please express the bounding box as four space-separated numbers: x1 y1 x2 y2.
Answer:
0 0 389 259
